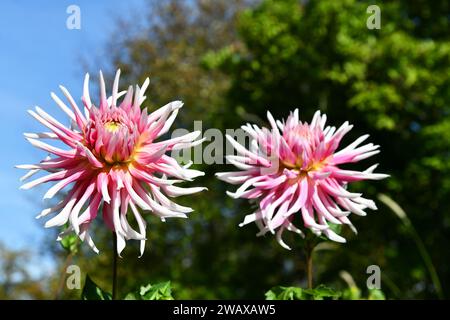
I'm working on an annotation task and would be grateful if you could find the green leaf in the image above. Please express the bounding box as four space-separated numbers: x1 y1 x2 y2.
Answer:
317 223 342 242
125 281 174 300
368 289 386 300
266 285 341 300
124 292 137 300
81 275 112 300
265 286 303 300
60 233 79 254
329 223 342 235
59 224 79 254
342 286 362 300
303 284 342 300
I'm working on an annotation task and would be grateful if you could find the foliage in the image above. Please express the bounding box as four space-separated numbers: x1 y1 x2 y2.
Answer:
266 284 341 300
0 242 50 299
206 0 449 299
81 275 112 300
125 281 174 300
46 0 450 300
81 274 173 300
60 233 79 255
340 286 386 300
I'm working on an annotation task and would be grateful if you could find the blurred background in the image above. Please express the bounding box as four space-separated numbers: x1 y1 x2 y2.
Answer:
0 0 449 299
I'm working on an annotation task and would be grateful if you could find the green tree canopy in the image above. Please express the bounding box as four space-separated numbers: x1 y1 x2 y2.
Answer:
49 0 449 299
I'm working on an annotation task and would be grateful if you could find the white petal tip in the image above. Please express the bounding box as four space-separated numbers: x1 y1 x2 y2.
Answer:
225 191 238 199
172 100 183 108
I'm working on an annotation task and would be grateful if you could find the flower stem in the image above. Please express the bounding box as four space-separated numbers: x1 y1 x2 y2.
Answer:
306 252 313 289
378 194 444 299
112 232 118 300
54 252 74 299
304 240 315 289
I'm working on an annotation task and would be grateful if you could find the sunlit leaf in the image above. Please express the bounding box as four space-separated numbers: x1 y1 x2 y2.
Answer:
266 285 341 300
125 281 174 300
81 275 112 300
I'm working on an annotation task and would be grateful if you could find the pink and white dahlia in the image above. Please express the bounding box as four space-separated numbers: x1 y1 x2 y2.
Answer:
217 110 388 249
18 70 205 255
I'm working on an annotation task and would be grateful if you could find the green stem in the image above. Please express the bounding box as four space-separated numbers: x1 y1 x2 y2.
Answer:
408 223 444 299
378 194 444 299
54 253 74 299
112 232 118 300
304 241 315 289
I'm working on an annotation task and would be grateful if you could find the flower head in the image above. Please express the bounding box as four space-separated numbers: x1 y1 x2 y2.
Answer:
217 110 388 249
18 70 205 256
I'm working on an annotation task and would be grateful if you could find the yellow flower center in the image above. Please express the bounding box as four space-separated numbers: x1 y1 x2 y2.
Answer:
281 158 328 183
104 121 122 133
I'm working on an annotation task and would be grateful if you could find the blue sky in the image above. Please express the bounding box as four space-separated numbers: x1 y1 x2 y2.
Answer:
0 0 145 273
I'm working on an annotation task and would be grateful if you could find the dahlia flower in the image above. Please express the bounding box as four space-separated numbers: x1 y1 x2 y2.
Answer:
217 110 388 249
18 70 205 256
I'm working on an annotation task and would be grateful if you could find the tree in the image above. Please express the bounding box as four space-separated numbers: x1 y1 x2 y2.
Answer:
51 0 449 299
61 0 292 300
0 242 49 299
204 0 450 298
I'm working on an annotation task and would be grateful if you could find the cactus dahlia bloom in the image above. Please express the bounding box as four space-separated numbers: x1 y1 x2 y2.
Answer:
18 70 205 256
217 110 388 250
